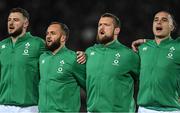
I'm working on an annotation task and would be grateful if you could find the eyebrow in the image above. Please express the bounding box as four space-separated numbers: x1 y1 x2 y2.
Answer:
154 16 168 20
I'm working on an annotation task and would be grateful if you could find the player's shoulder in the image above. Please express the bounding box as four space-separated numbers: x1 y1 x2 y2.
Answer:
172 37 180 50
138 39 154 51
24 32 44 44
115 42 136 55
85 43 99 53
39 51 49 60
61 47 77 62
29 35 45 44
65 47 76 57
0 38 11 45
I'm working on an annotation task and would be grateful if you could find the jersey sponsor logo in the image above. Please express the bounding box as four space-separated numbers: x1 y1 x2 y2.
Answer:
1 44 6 49
23 49 29 55
167 46 175 59
57 60 65 73
112 53 120 66
112 60 119 66
57 67 63 73
142 47 148 51
22 42 31 55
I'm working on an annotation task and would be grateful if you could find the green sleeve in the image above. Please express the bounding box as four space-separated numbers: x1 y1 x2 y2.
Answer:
130 52 140 81
72 58 86 90
0 42 2 80
145 39 152 42
38 38 46 55
177 74 180 97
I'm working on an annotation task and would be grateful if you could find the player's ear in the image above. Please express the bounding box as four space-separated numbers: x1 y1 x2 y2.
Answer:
170 24 175 32
24 18 29 28
114 27 120 35
61 35 66 42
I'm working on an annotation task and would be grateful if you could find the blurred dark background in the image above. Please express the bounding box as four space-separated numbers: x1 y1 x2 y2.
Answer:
0 0 180 50
0 0 180 112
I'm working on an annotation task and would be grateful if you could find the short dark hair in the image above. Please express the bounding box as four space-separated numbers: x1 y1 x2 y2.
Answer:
49 21 70 40
10 7 29 20
101 13 121 28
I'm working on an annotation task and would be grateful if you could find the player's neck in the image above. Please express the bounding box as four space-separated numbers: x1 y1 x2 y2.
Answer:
11 30 26 43
105 37 117 46
155 35 170 45
52 43 65 55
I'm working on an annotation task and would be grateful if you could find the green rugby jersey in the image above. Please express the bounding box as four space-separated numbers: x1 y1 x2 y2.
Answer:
38 46 86 112
138 37 180 111
0 32 45 106
86 40 140 112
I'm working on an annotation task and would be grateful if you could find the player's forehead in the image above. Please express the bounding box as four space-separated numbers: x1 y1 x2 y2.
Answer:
8 12 24 19
154 11 171 19
99 17 114 24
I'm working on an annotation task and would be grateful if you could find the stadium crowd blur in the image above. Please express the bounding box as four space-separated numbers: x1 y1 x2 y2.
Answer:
0 0 180 111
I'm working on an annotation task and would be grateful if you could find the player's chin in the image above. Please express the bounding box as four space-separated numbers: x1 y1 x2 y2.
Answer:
8 30 14 34
99 35 106 40
155 34 167 38
46 42 51 46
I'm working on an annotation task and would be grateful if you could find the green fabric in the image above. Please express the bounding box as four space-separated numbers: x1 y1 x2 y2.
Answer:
38 46 86 112
86 40 140 112
0 32 45 106
138 37 180 111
